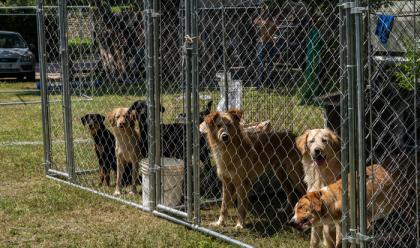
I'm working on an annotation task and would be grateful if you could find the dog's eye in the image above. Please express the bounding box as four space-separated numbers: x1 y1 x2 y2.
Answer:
322 138 328 143
309 139 315 144
217 124 223 128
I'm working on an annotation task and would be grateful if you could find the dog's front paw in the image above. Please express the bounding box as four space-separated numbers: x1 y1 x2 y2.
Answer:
113 190 122 196
128 190 137 196
235 222 244 230
210 219 225 227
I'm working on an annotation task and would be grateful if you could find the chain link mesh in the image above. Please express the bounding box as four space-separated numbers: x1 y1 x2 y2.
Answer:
41 0 418 247
365 2 419 247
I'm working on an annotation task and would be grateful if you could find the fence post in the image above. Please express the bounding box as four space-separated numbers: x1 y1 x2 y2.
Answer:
191 0 200 226
353 1 367 247
338 0 349 247
413 1 419 246
153 0 162 207
342 1 358 247
58 0 75 182
185 0 193 222
145 0 156 211
36 0 52 175
221 0 228 111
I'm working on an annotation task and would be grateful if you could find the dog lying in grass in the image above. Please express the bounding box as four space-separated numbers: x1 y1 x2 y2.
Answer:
202 109 305 229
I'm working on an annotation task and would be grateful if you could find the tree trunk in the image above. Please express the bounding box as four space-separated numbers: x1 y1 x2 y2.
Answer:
91 1 144 83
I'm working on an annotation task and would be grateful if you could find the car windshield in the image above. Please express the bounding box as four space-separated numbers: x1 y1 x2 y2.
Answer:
0 33 27 48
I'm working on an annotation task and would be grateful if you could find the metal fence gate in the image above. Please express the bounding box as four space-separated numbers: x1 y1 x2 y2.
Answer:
39 0 418 247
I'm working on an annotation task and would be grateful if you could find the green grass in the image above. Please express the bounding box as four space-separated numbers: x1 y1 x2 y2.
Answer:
0 81 321 247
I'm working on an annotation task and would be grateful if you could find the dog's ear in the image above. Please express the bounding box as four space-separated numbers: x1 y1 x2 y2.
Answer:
128 101 138 112
296 130 310 155
129 110 138 122
309 191 323 213
107 110 116 127
227 109 243 122
204 112 219 126
81 115 87 126
199 121 209 134
327 129 341 152
137 101 148 115
97 114 106 124
206 100 213 112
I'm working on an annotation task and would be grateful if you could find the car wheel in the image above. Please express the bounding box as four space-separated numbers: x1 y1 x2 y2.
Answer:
25 72 36 82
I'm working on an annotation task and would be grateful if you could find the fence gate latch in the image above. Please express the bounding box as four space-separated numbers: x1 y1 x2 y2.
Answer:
357 232 373 243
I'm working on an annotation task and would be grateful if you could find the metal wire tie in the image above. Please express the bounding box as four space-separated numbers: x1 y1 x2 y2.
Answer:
351 6 367 14
342 235 357 243
342 228 358 243
184 35 199 45
144 9 161 18
151 164 161 172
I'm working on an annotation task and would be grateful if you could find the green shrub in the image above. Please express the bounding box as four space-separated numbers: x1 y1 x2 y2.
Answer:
68 37 94 59
395 41 419 91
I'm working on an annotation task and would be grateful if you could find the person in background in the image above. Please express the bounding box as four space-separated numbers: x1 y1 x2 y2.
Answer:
254 7 278 89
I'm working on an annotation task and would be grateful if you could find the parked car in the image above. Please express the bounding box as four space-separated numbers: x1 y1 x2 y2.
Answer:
0 31 36 81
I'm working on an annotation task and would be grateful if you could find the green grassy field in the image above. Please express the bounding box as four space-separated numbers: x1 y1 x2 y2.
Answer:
0 81 322 247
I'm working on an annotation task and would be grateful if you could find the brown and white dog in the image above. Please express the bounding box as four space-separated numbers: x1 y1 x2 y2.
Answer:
201 109 305 229
289 164 398 248
296 129 342 248
107 107 142 196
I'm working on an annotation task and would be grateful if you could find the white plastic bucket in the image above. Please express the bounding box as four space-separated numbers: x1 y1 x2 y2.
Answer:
161 157 184 207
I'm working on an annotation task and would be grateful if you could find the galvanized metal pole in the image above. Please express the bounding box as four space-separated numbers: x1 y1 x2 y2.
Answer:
185 0 193 221
145 0 156 211
339 1 349 247
222 0 229 111
366 0 377 240
36 0 52 175
354 0 367 247
58 0 75 182
153 0 162 206
413 1 419 246
191 0 200 226
344 2 358 247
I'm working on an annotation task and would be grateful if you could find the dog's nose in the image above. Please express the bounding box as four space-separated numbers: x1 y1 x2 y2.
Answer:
118 122 125 128
287 218 296 227
221 133 229 142
314 148 321 155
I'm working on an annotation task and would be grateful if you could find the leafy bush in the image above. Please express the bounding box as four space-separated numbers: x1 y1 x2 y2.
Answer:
395 41 419 91
68 37 94 59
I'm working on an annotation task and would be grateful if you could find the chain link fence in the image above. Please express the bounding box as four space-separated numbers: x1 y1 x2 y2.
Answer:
364 1 419 247
39 0 418 247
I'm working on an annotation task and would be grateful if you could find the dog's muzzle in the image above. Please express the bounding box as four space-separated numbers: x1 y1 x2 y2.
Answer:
219 132 230 143
288 217 311 231
312 149 326 166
